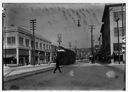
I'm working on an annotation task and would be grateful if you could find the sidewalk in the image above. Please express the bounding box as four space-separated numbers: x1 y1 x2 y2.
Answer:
73 61 125 71
3 63 55 82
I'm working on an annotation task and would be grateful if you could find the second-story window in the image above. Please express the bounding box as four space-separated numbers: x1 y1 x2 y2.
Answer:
49 45 51 50
114 27 123 37
43 44 45 50
7 36 15 45
46 45 48 50
19 37 24 45
26 39 29 47
40 43 42 49
113 11 125 21
31 41 34 48
36 42 38 49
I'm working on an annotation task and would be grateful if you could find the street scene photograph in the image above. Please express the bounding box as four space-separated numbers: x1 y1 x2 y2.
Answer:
2 2 126 90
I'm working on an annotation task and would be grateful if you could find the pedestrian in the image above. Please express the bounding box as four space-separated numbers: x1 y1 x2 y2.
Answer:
53 49 64 73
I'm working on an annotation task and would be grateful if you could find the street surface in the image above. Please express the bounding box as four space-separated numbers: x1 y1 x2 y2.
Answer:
4 62 125 90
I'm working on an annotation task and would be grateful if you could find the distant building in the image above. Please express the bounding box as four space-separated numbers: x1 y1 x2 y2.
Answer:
3 26 52 65
100 3 126 62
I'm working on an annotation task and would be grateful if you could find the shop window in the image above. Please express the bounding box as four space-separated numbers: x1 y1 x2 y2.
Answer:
7 36 15 45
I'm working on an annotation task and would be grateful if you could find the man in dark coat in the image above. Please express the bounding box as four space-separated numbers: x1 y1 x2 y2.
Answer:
53 49 64 73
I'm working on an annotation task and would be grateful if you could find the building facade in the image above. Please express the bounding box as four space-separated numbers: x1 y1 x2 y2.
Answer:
3 26 52 65
100 4 126 62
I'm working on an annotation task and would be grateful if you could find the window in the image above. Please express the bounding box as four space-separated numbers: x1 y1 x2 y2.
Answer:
114 27 124 37
19 37 24 45
46 45 48 50
7 37 15 45
31 41 34 48
122 27 126 36
43 44 45 50
49 45 51 50
25 39 29 47
113 11 125 21
36 42 38 49
40 43 42 49
113 43 122 51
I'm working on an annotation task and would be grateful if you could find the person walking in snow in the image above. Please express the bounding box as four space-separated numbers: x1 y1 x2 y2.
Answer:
53 49 64 73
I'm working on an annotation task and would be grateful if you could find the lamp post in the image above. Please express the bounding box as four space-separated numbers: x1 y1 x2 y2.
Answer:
114 13 120 64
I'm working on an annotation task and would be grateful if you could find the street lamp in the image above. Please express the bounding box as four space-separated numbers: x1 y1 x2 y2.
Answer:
114 13 120 64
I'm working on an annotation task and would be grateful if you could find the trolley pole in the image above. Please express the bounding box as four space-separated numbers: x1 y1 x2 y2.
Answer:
89 25 95 63
30 19 36 65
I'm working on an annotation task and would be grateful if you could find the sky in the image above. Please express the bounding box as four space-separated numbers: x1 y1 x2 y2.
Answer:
3 3 105 48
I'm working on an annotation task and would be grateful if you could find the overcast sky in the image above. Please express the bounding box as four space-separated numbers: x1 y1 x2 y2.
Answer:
4 3 105 48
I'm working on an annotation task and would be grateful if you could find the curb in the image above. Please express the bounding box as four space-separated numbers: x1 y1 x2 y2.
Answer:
103 64 125 73
4 66 55 82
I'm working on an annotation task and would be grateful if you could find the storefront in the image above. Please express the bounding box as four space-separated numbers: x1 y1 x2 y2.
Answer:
45 52 50 62
113 51 123 61
19 49 29 65
3 49 16 64
39 51 45 64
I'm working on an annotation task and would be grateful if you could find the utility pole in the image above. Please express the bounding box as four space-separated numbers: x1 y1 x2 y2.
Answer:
89 25 95 63
30 19 36 65
57 33 62 47
75 40 77 54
